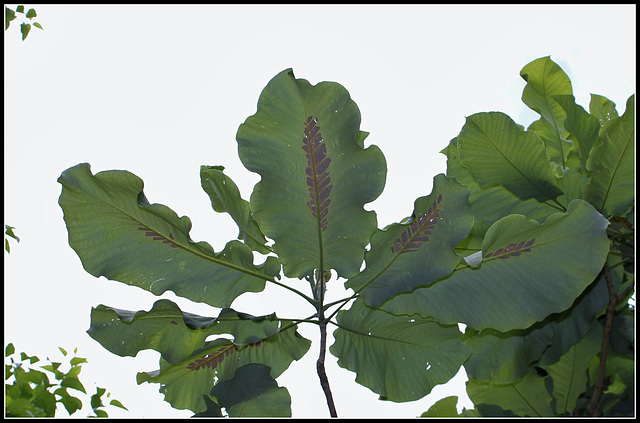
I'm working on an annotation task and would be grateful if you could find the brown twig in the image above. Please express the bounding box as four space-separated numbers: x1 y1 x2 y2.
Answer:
587 263 634 416
317 320 337 417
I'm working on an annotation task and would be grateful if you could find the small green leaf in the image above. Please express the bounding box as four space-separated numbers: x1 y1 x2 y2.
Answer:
33 22 43 30
26 8 36 19
61 375 86 394
58 346 68 356
6 343 15 356
20 22 30 40
16 5 25 14
109 399 128 411
6 7 17 30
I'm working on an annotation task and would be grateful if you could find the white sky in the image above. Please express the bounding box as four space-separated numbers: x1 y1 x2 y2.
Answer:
4 4 636 418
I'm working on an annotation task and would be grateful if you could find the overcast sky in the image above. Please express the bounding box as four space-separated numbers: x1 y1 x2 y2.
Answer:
4 4 636 418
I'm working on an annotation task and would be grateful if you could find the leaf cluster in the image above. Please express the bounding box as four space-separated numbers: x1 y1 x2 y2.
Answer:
56 57 633 417
5 343 128 417
5 5 43 40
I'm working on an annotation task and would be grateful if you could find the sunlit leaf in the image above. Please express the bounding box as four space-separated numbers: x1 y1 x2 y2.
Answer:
457 112 563 202
583 95 634 217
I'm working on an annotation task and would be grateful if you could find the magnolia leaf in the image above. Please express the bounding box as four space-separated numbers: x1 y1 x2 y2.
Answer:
457 112 564 202
463 324 554 385
209 363 291 417
589 94 618 124
583 95 634 217
346 173 472 307
542 319 602 415
555 94 601 173
382 200 610 331
58 163 281 308
442 137 561 251
87 299 279 364
520 56 574 167
330 299 470 402
137 323 310 413
237 69 386 279
467 368 554 416
200 165 270 254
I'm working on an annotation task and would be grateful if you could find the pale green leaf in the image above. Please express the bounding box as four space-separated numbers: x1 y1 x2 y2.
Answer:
330 299 470 402
457 112 564 202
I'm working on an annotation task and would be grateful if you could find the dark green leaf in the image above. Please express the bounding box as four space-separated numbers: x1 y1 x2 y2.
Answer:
6 343 15 356
26 8 36 19
210 363 291 417
463 324 553 384
237 69 387 279
58 163 281 308
467 368 554 416
61 375 86 394
200 165 271 254
542 319 602 415
16 5 25 13
382 200 610 331
347 173 472 307
330 299 470 402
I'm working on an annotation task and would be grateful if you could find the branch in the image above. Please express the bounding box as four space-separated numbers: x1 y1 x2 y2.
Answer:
587 263 634 416
317 320 337 417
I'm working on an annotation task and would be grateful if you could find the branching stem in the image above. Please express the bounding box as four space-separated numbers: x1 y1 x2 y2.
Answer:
317 319 337 417
588 263 634 416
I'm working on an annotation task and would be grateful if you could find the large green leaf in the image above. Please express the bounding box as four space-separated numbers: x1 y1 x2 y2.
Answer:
58 163 281 308
457 112 564 203
466 368 554 416
583 95 635 217
442 138 562 251
209 364 291 417
520 56 574 168
200 165 271 254
330 299 470 402
137 323 310 413
346 173 472 307
382 200 610 331
87 299 279 364
543 319 602 415
236 69 387 279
